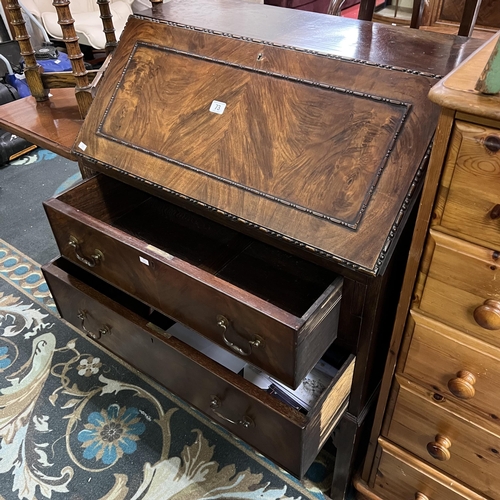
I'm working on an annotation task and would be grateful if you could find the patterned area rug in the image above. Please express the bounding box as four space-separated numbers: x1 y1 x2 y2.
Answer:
0 150 335 500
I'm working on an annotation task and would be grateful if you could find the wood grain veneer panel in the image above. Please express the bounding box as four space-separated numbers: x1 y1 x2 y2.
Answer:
99 43 408 229
75 16 443 275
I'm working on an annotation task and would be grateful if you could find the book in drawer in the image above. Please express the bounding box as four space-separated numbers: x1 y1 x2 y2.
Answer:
43 174 343 389
42 257 355 477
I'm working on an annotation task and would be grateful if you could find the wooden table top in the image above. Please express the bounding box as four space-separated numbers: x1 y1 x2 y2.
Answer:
0 88 82 161
145 0 483 76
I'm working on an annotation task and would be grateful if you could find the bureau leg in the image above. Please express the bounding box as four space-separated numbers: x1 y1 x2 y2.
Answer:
330 414 358 499
331 405 377 500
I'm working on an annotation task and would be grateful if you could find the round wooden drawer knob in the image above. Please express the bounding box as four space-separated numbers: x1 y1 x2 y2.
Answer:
427 434 452 461
490 204 500 220
415 493 429 500
448 370 476 399
485 135 500 153
473 300 500 330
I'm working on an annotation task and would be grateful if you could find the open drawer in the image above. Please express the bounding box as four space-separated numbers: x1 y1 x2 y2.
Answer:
43 174 343 389
42 257 355 477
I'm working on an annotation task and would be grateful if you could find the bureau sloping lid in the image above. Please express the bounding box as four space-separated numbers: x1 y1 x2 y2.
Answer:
75 15 440 276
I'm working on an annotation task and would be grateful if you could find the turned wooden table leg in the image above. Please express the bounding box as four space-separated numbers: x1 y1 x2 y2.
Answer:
53 0 93 118
5 0 48 101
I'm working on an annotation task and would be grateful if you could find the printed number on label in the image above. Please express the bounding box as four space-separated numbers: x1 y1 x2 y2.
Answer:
209 100 226 115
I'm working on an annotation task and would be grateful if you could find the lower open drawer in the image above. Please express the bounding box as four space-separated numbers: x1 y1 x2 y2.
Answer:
42 257 355 477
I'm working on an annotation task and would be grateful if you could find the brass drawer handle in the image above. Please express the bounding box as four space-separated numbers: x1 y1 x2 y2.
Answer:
426 434 451 461
217 315 263 357
69 235 104 268
448 370 476 400
473 299 500 330
77 310 111 340
209 396 254 428
415 493 429 500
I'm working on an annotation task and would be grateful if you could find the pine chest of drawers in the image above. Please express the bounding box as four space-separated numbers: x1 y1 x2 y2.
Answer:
0 1 481 497
357 33 500 500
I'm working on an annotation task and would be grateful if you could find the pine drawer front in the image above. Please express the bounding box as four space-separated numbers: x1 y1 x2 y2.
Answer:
372 438 487 500
401 310 500 425
437 121 500 249
386 377 500 499
43 175 343 389
419 230 500 349
42 258 355 478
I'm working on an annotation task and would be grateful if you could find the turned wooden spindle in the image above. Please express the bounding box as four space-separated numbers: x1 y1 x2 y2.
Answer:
448 370 476 399
52 0 93 118
473 299 500 330
5 0 48 101
96 0 118 55
426 434 452 461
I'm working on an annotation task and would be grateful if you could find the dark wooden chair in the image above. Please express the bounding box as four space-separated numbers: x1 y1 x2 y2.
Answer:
4 0 149 118
358 0 483 37
5 0 112 117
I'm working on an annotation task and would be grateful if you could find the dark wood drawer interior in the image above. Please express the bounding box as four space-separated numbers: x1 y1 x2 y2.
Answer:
42 257 355 477
44 174 343 388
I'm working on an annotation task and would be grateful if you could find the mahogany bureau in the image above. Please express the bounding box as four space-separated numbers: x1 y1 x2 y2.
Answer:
0 1 482 497
356 33 500 500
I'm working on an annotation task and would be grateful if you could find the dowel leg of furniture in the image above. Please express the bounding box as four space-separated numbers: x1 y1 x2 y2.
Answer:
356 32 500 500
